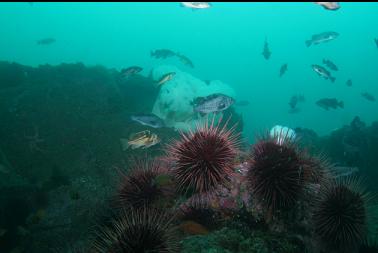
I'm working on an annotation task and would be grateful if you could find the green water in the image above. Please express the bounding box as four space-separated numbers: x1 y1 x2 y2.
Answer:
1 3 378 253
1 2 377 140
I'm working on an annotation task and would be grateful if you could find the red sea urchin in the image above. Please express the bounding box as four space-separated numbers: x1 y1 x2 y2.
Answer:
166 117 240 195
247 131 310 215
117 159 175 209
92 207 180 253
312 177 375 252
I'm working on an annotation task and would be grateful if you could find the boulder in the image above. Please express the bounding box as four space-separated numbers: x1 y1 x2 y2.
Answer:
151 65 236 131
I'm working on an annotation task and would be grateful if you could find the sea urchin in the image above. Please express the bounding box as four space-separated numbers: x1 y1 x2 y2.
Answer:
313 177 374 251
166 117 239 195
247 131 308 215
92 207 180 253
117 159 174 209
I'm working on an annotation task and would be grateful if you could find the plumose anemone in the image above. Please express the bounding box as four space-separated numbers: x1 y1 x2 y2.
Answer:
166 117 240 195
117 159 174 209
92 207 180 253
246 130 314 215
313 177 375 251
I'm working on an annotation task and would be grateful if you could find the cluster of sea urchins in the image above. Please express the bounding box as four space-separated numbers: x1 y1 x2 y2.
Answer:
312 177 374 251
91 118 376 252
246 130 315 215
166 117 240 195
91 118 240 252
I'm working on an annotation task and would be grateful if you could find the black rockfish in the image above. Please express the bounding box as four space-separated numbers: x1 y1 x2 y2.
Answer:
151 49 176 59
262 38 271 60
323 59 338 71
121 66 143 77
316 98 344 110
306 31 339 47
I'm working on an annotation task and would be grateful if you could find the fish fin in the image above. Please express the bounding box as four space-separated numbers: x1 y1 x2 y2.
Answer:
305 40 312 47
339 101 344 108
330 76 336 83
120 138 129 151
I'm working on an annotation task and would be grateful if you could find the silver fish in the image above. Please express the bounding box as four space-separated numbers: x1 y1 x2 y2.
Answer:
312 64 336 82
306 31 339 47
131 113 165 128
315 2 340 11
180 2 212 10
193 93 235 115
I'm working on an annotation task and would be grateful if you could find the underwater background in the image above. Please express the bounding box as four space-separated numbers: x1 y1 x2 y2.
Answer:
1 2 378 253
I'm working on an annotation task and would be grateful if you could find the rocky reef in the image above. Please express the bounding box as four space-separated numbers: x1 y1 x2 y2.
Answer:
1 61 377 253
0 61 244 253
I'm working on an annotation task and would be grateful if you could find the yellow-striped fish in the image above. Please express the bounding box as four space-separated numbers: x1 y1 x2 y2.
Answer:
120 130 160 150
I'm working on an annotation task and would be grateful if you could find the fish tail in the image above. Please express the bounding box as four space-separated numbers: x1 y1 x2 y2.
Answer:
330 76 336 83
339 101 344 108
305 40 312 47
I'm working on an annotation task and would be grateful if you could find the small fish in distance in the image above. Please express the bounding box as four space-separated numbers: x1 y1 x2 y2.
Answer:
279 64 288 77
315 2 340 11
346 79 352 87
151 49 176 59
323 59 338 71
361 92 376 102
306 31 339 47
262 38 271 60
316 98 344 110
121 66 143 77
312 64 336 82
180 2 212 10
37 38 56 45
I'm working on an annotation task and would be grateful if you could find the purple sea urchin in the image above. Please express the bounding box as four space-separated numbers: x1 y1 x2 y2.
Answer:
166 117 240 195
